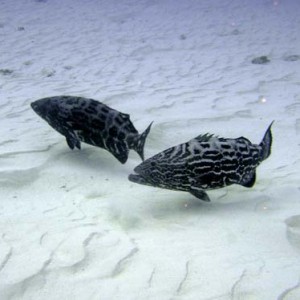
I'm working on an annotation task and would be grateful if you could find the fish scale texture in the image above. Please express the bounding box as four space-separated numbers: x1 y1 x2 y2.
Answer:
129 124 272 201
31 96 152 164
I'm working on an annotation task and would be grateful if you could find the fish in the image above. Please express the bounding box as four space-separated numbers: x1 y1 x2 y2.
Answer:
31 96 152 164
129 122 274 201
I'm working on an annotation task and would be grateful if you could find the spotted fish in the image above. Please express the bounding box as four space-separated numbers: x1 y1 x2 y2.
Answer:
31 96 152 164
129 122 273 201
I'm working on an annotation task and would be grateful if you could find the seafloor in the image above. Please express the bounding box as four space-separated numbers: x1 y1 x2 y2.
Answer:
0 0 300 299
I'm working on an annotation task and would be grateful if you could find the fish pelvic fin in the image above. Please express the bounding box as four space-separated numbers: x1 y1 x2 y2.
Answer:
189 187 211 202
259 121 274 161
66 136 81 150
112 148 129 164
134 121 153 161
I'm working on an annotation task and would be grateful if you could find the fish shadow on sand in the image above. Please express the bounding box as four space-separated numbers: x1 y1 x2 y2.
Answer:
50 146 130 176
285 215 300 252
139 189 257 220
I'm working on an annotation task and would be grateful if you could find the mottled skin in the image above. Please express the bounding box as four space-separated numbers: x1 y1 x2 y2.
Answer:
31 96 152 164
129 122 273 201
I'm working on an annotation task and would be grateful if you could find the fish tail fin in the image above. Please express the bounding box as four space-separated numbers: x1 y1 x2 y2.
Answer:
135 121 153 161
259 121 274 161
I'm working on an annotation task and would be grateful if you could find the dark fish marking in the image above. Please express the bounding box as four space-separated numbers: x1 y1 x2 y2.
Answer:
129 122 274 201
31 95 153 164
91 119 105 130
220 143 231 149
85 106 97 115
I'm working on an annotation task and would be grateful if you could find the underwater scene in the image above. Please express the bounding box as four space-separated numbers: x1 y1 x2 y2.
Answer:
1 0 300 299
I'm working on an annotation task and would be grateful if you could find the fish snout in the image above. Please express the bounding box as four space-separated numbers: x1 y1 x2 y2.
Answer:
128 173 141 183
129 162 150 184
128 173 150 186
31 101 42 115
30 102 38 111
31 100 47 117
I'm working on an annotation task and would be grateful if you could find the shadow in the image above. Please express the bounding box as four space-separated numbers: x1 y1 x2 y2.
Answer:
127 186 271 225
285 215 300 252
49 144 135 177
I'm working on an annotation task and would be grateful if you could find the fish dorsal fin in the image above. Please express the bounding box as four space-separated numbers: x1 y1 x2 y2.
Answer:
240 171 256 188
194 133 215 142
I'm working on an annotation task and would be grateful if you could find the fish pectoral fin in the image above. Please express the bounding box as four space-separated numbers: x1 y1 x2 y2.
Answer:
239 170 256 188
189 187 210 202
66 136 81 150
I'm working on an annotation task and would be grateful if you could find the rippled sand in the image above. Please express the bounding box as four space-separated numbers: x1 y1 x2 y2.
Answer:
1 0 300 299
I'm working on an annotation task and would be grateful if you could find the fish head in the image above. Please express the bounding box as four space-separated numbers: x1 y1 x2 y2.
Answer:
31 98 51 118
129 153 173 188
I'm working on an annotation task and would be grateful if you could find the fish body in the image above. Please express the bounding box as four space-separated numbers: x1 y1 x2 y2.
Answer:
31 96 152 164
129 122 273 201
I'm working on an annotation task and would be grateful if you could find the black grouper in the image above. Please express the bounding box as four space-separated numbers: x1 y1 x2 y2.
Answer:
129 122 273 201
31 96 152 164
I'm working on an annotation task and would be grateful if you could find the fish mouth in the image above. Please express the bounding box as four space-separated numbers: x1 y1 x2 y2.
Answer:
128 173 142 183
128 170 150 186
30 102 38 112
129 164 152 186
31 101 42 116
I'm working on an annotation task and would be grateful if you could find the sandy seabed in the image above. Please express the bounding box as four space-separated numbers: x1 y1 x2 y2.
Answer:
1 0 300 299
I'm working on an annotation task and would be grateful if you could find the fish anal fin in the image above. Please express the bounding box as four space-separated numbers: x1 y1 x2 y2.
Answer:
189 187 211 202
240 171 256 188
110 142 129 164
112 151 128 164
